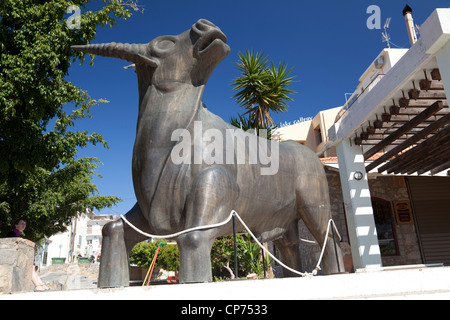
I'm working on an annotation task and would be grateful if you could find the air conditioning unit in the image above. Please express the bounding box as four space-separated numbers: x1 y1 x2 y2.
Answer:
374 56 385 69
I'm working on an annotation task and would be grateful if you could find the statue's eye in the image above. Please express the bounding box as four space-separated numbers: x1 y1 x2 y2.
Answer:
150 36 177 57
157 39 175 50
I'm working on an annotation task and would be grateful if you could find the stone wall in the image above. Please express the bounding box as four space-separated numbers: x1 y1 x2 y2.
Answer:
0 238 35 294
368 175 422 267
40 263 99 291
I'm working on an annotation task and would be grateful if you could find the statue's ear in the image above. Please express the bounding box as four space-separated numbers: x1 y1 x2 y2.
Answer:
71 42 158 68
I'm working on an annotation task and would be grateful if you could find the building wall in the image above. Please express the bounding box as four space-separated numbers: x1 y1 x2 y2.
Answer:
46 230 71 263
41 211 116 266
368 176 422 267
275 120 311 143
275 107 341 158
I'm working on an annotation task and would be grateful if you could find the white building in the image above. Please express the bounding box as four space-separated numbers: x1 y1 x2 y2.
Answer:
38 210 117 266
273 7 450 272
275 106 342 158
328 7 450 270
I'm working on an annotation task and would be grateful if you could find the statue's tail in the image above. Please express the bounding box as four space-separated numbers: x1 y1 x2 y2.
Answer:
71 42 157 67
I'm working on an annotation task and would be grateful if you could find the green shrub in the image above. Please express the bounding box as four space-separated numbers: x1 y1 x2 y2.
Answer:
130 234 271 280
211 234 271 280
129 240 179 271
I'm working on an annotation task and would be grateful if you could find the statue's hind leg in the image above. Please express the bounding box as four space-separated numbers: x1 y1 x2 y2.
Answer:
296 173 344 275
177 166 239 284
273 221 303 277
98 203 150 288
300 205 344 274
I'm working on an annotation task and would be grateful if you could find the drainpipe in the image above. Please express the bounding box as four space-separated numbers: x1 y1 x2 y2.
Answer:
403 5 418 46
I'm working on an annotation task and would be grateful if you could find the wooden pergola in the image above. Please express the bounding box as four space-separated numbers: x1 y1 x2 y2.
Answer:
350 68 449 176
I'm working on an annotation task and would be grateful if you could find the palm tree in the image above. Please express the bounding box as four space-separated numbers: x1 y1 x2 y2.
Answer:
231 50 296 131
229 113 278 140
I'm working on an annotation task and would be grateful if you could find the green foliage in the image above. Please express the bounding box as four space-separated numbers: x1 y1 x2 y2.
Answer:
130 241 180 272
0 0 141 241
211 234 272 280
231 50 296 130
129 242 156 267
237 234 271 276
229 113 279 140
130 235 271 281
211 235 240 279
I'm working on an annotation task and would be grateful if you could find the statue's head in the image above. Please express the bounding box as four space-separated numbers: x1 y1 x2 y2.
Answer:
71 19 230 91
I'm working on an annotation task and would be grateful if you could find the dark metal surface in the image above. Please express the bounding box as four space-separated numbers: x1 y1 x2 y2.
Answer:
72 19 344 287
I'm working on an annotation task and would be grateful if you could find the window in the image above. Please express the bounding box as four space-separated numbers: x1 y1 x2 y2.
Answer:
314 127 322 145
372 198 398 256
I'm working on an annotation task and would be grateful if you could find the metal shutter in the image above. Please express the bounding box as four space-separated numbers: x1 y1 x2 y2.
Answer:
407 177 450 265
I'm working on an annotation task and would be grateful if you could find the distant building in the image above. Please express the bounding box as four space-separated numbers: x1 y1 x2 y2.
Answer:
275 106 341 158
38 210 117 266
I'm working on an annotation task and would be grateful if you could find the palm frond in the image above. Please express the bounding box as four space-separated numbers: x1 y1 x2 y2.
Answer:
231 50 296 129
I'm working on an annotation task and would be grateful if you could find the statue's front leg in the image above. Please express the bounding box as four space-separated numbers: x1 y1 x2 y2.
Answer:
177 230 215 283
98 219 129 288
177 166 239 284
98 203 150 288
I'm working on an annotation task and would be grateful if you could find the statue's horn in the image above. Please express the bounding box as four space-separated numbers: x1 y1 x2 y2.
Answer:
71 42 157 67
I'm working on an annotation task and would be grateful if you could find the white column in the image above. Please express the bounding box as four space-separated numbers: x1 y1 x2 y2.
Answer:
336 140 382 270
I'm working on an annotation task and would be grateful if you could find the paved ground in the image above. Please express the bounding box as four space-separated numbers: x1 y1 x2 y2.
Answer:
35 263 98 291
3 265 450 300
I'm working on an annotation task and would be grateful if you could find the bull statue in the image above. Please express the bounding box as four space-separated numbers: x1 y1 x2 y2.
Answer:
72 19 344 287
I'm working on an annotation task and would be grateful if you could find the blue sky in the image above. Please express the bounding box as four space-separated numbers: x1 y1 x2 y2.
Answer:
68 0 450 215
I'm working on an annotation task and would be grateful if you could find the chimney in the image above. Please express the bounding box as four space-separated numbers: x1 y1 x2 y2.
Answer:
403 5 418 46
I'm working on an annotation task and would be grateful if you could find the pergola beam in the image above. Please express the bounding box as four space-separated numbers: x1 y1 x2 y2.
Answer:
409 89 446 100
378 125 450 173
366 112 450 172
430 160 450 175
417 149 450 174
401 142 450 174
364 101 444 160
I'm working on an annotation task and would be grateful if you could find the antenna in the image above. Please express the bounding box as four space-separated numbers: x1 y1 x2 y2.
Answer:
415 23 421 37
382 17 392 48
384 17 391 29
